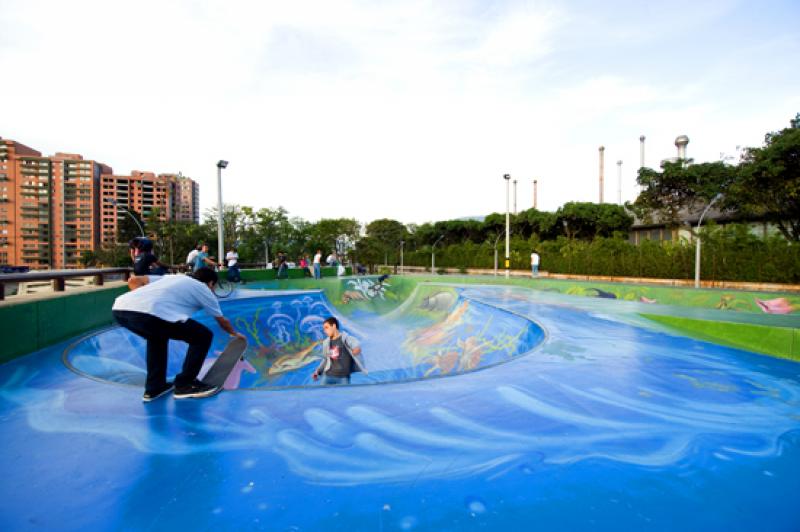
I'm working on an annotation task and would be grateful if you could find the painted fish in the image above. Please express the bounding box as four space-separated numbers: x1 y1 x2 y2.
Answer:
755 297 795 314
342 290 368 304
420 291 456 312
269 341 321 375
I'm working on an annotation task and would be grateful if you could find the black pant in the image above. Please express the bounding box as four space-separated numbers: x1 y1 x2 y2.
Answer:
113 310 213 393
227 264 240 283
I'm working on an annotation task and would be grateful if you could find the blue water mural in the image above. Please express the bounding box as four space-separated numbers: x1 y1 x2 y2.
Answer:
1 284 799 530
65 289 544 388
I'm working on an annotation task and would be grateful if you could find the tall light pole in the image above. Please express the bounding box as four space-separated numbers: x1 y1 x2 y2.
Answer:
599 146 605 203
513 179 518 214
616 160 623 205
105 198 144 238
431 235 444 273
694 193 722 289
533 179 538 209
503 173 511 279
639 135 646 169
216 160 228 268
399 240 404 275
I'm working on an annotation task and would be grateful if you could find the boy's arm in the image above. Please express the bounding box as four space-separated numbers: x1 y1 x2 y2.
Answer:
312 341 328 379
214 316 247 340
344 335 366 373
127 276 149 291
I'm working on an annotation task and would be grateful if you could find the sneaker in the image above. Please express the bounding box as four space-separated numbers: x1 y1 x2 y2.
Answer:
173 379 222 399
142 382 174 402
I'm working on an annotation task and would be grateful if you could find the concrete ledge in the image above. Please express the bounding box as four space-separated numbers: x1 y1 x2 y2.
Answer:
641 313 800 361
0 284 128 364
392 265 800 293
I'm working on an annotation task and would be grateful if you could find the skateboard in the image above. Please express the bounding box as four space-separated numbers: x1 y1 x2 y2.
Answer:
202 336 248 387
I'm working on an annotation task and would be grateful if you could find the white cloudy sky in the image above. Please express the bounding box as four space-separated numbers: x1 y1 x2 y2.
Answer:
1 0 799 225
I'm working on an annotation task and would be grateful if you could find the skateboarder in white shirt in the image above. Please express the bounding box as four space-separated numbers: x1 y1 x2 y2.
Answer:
112 267 246 402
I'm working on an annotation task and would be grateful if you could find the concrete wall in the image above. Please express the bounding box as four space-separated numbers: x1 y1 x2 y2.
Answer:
0 285 126 363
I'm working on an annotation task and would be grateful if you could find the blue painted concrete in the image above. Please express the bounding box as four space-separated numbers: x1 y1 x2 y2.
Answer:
1 284 799 530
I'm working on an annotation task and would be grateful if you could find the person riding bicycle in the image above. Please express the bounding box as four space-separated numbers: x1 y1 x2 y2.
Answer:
192 244 217 272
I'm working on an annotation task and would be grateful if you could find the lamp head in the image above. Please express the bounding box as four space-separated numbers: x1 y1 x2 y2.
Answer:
503 174 510 181
217 160 229 169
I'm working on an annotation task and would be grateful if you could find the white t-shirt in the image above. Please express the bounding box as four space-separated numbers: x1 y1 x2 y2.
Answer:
531 252 540 266
226 251 238 267
112 274 223 322
313 253 321 264
186 249 199 265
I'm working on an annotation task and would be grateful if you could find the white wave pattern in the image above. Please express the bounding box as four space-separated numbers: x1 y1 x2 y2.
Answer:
2 361 798 486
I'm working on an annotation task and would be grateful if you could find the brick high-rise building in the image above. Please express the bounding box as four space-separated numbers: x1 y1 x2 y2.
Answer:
99 171 200 245
0 138 111 269
100 170 170 246
1 136 200 268
169 173 200 223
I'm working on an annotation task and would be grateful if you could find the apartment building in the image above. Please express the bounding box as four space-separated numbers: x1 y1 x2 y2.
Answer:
2 136 200 268
99 170 171 246
170 173 200 223
0 138 112 269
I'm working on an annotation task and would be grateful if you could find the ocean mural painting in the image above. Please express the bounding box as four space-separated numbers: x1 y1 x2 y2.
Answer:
1 283 799 530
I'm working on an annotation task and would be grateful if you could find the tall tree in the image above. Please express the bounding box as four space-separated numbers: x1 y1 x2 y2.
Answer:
632 161 738 225
730 113 800 241
116 208 146 244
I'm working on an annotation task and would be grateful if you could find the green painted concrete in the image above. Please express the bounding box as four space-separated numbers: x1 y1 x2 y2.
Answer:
2 271 798 366
240 267 351 281
0 286 127 364
641 313 800 362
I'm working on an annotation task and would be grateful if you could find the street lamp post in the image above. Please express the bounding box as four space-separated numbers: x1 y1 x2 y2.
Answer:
562 219 572 273
105 198 144 238
503 174 511 279
431 235 444 273
399 240 404 275
492 232 508 276
216 160 228 269
513 179 518 214
694 193 722 289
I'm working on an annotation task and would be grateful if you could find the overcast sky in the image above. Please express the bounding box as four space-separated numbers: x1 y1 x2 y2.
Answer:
2 0 799 225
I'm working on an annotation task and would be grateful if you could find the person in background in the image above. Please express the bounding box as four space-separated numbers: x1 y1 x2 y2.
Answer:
129 237 168 276
530 249 540 277
226 247 240 283
186 243 202 272
313 249 322 279
276 252 288 279
299 254 312 277
193 244 216 272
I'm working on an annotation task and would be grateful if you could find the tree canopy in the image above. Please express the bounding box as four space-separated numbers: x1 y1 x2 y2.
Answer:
632 113 800 241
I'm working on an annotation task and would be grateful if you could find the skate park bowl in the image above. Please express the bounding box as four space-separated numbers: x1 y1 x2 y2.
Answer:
2 277 800 530
64 287 545 389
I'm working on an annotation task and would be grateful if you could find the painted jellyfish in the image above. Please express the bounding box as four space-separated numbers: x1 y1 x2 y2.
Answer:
299 315 326 341
267 312 296 345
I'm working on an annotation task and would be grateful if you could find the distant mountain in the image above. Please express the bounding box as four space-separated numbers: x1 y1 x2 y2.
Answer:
454 215 485 222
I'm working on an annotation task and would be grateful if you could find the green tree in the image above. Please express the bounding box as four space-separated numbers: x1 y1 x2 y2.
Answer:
633 161 738 226
307 218 360 257
730 113 800 241
555 202 633 239
116 208 146 243
365 219 407 263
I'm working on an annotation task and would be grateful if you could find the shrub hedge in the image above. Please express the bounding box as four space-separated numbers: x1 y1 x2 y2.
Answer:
400 224 800 284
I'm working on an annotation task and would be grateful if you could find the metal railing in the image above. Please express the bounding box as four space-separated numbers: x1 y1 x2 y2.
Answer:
0 267 132 301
